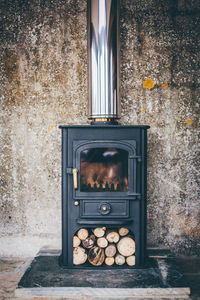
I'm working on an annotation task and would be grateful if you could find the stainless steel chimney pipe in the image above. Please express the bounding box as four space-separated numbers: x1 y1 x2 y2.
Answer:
88 0 120 122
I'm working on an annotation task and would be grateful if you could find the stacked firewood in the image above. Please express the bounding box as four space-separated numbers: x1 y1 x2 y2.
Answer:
73 227 135 267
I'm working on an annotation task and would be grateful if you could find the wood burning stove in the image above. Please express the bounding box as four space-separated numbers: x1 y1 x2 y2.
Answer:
59 0 150 268
59 125 149 268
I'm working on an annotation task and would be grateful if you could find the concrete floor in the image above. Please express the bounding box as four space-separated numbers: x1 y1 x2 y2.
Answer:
0 257 199 300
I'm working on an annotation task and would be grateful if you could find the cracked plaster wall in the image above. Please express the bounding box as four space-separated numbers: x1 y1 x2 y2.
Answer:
0 0 199 257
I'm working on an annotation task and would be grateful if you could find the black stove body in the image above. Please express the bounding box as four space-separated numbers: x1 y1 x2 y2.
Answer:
59 125 149 268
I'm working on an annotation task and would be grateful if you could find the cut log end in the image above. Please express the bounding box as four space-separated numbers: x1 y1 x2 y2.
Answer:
126 255 135 266
118 227 129 237
73 236 81 248
77 228 89 241
82 235 95 249
106 231 120 243
93 227 106 238
105 257 114 266
117 237 135 257
105 244 116 257
115 254 125 266
97 237 108 248
88 246 105 266
73 247 87 265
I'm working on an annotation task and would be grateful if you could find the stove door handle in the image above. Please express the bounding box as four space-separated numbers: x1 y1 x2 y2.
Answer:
73 168 78 190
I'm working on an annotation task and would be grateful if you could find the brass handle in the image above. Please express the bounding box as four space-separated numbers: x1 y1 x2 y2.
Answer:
73 168 78 190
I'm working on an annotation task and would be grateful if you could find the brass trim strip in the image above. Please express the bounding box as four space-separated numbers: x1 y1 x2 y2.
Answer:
73 168 78 190
92 118 117 122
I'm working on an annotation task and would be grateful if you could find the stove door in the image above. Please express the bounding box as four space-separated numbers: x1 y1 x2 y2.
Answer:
73 140 139 199
80 147 128 192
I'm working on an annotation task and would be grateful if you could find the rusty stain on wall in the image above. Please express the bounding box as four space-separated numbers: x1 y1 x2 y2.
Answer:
0 0 200 256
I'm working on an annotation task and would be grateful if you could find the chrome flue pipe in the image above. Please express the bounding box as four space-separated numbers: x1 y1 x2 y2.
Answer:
88 0 120 122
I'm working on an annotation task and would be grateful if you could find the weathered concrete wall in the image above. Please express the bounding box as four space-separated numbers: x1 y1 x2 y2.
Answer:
0 0 199 256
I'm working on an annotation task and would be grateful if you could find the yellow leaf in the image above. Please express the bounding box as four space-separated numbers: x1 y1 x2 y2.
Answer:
162 83 168 89
185 119 192 125
142 108 146 113
143 78 155 90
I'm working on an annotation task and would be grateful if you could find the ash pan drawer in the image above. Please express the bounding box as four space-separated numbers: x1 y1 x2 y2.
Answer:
80 200 129 218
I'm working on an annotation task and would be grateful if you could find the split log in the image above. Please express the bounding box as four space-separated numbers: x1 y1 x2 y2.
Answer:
82 235 95 249
106 231 120 243
115 254 125 266
105 257 114 266
117 237 135 257
77 228 88 241
93 227 105 238
97 237 108 248
73 246 87 265
88 246 105 266
105 244 116 257
118 227 129 237
73 236 81 248
126 255 135 266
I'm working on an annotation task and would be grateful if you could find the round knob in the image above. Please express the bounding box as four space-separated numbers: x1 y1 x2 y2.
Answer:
74 201 79 206
99 202 111 215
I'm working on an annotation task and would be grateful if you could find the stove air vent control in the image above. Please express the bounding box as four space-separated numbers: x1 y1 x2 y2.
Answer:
99 202 111 215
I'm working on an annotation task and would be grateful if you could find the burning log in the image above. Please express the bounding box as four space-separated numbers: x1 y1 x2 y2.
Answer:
97 237 108 248
117 237 135 257
73 236 81 248
82 235 95 249
105 244 116 257
73 247 87 265
114 183 118 191
80 161 128 192
124 177 128 186
88 246 105 266
106 231 120 243
126 255 135 266
115 254 125 266
77 228 89 241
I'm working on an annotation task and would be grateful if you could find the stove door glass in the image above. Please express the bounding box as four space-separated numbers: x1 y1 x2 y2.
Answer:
80 148 128 192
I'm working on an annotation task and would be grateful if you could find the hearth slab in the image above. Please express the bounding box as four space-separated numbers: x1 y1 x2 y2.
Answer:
15 250 190 299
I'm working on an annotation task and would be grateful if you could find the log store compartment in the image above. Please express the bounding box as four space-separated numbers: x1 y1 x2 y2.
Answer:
59 125 149 268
